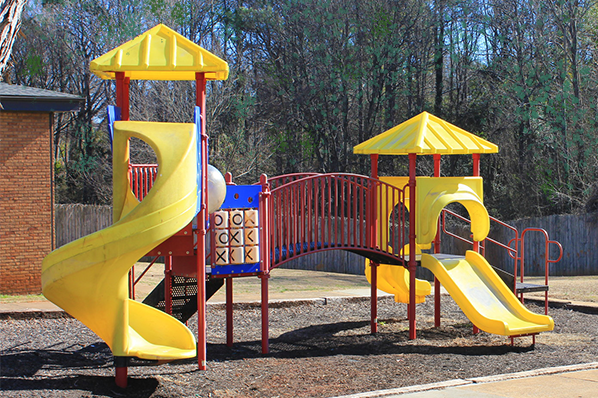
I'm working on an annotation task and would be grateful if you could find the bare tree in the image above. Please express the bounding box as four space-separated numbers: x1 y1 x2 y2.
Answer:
0 0 26 80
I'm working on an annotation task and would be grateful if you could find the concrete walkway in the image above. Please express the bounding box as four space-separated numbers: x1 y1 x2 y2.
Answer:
0 300 65 318
333 363 598 397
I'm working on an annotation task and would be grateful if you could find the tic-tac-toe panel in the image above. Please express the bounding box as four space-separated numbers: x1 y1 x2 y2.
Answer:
244 228 259 246
213 211 229 229
215 247 229 265
211 185 262 276
244 209 258 227
245 246 260 263
215 229 229 247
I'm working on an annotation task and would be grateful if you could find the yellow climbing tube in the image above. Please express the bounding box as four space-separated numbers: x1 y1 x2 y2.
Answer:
42 121 199 360
415 177 490 246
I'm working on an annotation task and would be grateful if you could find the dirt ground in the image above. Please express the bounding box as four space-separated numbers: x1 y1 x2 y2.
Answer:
3 268 598 397
2 290 598 398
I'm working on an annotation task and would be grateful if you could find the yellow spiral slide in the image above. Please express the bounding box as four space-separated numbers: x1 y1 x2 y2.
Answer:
42 120 199 360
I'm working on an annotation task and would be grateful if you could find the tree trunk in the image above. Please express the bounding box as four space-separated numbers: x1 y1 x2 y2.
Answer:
0 0 26 79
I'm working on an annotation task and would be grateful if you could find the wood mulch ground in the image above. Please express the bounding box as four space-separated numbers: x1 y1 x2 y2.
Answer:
2 294 598 397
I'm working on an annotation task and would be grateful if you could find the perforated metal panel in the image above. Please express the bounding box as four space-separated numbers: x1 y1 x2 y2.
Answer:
143 276 223 323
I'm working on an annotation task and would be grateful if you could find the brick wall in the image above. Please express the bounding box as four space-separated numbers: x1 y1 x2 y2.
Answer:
0 111 53 295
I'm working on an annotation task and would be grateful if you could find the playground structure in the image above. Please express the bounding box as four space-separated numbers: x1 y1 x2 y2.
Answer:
41 25 563 388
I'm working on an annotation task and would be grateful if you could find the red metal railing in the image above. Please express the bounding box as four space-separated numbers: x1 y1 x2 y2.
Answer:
268 173 406 268
441 208 519 260
441 208 563 313
129 164 158 201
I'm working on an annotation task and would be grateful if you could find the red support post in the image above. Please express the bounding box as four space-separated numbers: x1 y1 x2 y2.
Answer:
226 277 233 347
165 256 173 314
259 174 271 354
433 154 441 328
114 357 128 388
260 273 269 354
370 262 378 334
225 172 233 185
196 72 208 370
115 72 130 121
369 154 379 334
114 71 131 387
408 153 417 340
472 153 480 177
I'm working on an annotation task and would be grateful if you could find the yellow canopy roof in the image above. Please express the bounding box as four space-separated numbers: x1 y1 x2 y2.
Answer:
353 112 498 155
90 24 229 81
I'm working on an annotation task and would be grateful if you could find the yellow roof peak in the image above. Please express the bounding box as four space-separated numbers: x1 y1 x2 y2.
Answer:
353 112 498 155
90 24 229 81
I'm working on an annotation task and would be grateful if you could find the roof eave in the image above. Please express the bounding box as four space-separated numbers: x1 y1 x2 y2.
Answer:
0 97 83 113
353 147 498 155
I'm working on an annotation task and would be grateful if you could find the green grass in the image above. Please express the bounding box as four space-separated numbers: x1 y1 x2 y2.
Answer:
0 294 46 303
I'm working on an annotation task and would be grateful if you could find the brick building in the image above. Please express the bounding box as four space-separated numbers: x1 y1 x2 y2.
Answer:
0 83 82 295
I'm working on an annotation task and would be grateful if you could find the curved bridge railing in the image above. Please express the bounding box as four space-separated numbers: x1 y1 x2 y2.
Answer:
268 173 407 268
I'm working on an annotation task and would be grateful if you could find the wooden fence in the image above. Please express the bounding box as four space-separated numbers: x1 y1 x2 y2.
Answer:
54 204 598 276
485 213 598 277
54 204 112 248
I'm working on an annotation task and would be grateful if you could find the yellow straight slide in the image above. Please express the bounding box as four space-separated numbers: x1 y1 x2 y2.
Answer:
422 251 554 336
42 121 199 360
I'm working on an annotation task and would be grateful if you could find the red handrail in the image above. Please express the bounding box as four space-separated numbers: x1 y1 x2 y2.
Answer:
519 228 564 282
519 227 564 314
441 208 519 258
255 173 322 190
131 256 161 298
128 164 159 297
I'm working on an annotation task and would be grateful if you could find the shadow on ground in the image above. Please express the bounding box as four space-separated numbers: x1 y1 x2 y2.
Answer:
0 375 159 397
1 342 159 398
204 319 535 361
